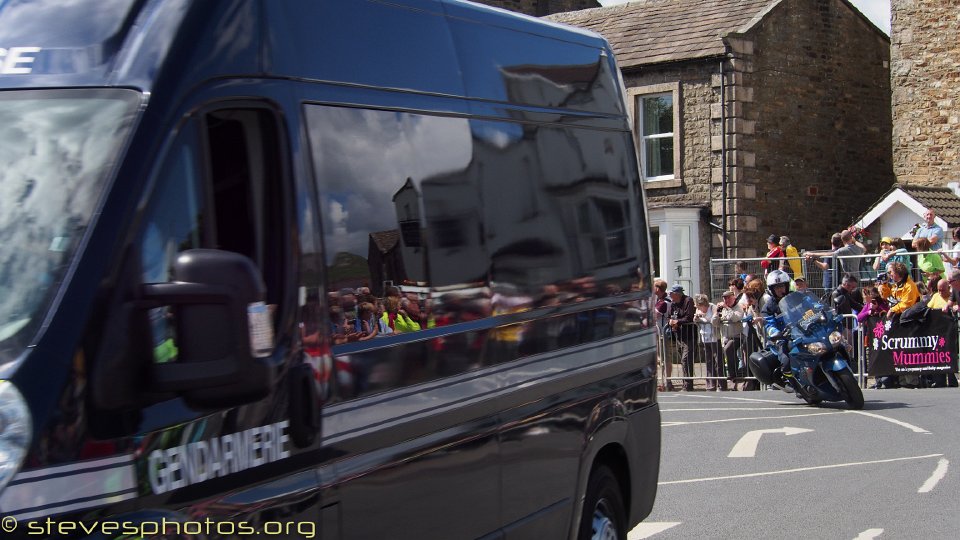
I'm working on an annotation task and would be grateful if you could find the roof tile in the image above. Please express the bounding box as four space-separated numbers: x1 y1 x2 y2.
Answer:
900 185 960 227
546 0 779 68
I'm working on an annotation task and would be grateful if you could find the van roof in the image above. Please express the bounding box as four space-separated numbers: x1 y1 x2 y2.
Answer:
0 0 621 115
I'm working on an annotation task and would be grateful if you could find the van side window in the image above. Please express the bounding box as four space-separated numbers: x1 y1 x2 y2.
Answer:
303 104 648 400
138 107 285 363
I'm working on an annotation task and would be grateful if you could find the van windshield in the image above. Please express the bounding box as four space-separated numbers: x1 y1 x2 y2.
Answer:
0 89 139 354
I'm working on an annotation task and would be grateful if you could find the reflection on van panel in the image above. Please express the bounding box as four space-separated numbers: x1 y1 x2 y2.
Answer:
0 1 660 538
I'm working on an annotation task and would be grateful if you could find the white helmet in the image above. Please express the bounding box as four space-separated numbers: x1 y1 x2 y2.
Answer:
766 269 791 296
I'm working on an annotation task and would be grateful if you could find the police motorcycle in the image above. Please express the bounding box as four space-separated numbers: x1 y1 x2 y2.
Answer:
748 289 865 409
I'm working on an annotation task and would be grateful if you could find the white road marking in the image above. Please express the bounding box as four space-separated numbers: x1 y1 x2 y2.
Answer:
627 522 681 539
728 427 814 458
854 529 884 539
663 407 814 411
848 410 930 433
659 454 943 485
918 458 949 493
661 403 933 434
661 394 791 404
663 411 843 427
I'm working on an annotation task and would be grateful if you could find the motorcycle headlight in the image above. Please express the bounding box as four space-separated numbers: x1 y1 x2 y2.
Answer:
0 381 32 494
806 342 829 355
828 331 844 346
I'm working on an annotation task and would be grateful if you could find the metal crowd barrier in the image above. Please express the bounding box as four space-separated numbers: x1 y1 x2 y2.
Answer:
656 314 871 391
656 320 762 391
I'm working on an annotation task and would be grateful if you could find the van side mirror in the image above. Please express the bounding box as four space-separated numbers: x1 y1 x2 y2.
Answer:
140 249 275 409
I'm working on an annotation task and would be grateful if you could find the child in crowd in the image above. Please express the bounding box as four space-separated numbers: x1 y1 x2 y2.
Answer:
913 236 945 295
857 286 889 323
859 285 891 389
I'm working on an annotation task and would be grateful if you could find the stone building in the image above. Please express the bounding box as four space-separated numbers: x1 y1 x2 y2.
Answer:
549 0 893 294
470 0 599 16
890 0 960 187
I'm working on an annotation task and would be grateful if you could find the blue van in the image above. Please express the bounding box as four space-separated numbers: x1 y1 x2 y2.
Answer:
0 1 660 538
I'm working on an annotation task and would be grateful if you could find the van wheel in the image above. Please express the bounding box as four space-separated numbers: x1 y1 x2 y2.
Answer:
578 465 626 540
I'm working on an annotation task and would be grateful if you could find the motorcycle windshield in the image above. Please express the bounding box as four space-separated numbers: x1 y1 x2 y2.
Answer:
778 291 828 330
0 88 140 357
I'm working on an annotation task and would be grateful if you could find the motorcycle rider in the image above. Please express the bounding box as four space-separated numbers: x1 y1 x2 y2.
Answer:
761 270 794 386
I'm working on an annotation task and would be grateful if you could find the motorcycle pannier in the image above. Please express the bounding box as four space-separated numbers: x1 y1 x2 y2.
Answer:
748 349 780 385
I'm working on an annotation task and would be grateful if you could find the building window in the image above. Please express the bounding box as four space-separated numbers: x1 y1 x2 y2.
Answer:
626 83 681 185
640 93 674 180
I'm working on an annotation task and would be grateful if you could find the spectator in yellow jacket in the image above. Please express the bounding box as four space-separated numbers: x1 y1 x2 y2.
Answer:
879 261 920 318
381 296 420 333
780 236 802 278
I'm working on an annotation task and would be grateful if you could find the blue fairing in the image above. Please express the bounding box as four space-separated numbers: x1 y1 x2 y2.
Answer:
827 358 851 372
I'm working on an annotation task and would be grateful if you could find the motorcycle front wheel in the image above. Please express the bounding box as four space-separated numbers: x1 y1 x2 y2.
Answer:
838 369 865 410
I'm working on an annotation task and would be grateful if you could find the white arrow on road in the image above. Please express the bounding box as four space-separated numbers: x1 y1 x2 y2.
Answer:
728 427 813 458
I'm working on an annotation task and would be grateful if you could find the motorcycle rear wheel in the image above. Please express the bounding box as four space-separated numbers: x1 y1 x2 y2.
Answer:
838 369 864 410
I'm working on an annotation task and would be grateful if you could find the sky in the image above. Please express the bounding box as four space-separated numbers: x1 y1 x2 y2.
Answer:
597 0 891 35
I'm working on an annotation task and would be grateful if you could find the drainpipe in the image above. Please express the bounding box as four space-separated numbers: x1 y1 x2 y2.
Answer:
719 57 728 259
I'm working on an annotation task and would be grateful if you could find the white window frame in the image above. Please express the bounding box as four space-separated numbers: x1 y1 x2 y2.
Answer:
626 83 682 188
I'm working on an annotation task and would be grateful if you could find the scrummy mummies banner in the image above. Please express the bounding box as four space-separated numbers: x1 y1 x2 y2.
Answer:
869 310 958 375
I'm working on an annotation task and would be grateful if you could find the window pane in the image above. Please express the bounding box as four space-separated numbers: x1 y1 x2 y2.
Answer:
644 137 674 178
642 95 672 136
304 106 473 294
140 129 203 364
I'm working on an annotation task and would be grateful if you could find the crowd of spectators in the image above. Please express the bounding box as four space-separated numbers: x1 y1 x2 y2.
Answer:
656 274 767 391
657 213 960 391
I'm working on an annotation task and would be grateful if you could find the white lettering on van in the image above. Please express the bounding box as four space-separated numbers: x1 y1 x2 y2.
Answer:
147 420 291 494
0 47 42 74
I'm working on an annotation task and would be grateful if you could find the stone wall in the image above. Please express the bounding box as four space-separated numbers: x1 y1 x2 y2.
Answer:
891 0 960 186
732 0 894 255
470 0 600 16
